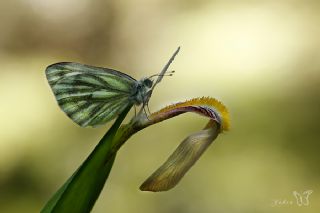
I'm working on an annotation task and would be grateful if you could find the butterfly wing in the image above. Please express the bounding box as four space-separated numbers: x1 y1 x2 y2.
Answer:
293 191 303 206
46 62 137 127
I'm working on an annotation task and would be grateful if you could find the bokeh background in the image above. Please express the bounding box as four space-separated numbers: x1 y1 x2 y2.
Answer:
0 0 319 212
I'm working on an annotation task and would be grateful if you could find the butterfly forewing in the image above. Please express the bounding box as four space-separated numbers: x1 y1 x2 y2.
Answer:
46 62 136 127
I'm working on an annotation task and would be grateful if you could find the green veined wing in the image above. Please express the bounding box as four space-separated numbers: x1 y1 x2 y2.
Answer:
46 62 137 127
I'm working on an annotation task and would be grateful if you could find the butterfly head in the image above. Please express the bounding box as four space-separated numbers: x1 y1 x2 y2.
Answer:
134 47 180 108
133 78 154 106
142 78 153 88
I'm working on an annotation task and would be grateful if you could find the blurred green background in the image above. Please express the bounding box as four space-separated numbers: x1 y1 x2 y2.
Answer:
0 0 319 212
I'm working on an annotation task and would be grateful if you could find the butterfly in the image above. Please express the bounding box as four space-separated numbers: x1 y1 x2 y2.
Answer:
293 190 313 206
46 47 180 127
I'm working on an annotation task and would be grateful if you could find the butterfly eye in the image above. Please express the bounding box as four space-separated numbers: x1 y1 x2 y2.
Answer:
144 78 153 88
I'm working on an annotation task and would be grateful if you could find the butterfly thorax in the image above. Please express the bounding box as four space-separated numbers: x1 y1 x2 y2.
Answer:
132 78 153 105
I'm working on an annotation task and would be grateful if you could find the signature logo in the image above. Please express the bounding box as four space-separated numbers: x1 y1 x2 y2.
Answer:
271 190 313 207
293 190 313 206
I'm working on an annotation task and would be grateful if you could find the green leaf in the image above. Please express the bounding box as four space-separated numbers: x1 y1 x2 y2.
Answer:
41 105 132 213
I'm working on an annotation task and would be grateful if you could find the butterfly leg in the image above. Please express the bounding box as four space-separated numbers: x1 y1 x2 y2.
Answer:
146 103 151 114
137 101 150 121
143 107 150 121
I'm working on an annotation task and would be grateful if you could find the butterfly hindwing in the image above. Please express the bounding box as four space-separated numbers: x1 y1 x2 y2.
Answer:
46 62 137 127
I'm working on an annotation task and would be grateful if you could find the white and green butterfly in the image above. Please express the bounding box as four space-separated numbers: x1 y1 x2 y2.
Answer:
46 47 180 127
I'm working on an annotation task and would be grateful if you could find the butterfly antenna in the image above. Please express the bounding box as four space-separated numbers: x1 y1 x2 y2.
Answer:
148 70 175 78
